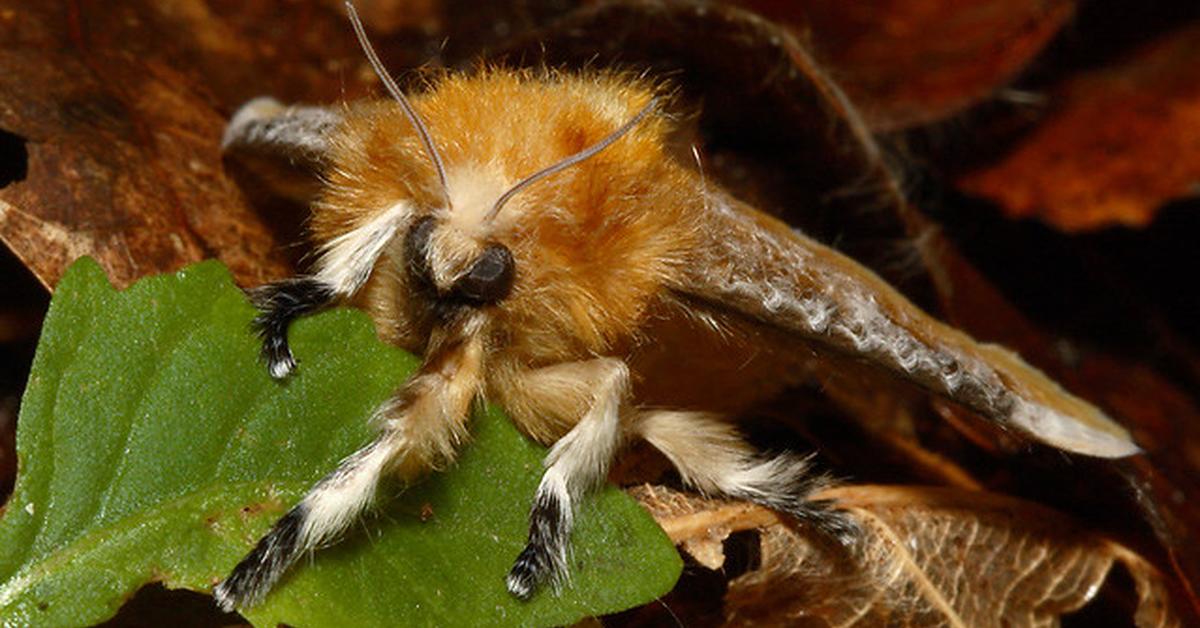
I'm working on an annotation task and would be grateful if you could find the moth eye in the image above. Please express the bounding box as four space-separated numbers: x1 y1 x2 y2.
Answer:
452 244 515 305
404 216 437 286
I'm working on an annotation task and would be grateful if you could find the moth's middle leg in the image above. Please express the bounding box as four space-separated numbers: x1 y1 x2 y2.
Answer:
502 358 630 599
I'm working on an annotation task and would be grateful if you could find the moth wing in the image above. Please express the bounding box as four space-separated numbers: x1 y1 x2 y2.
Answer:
673 192 1138 458
222 99 344 202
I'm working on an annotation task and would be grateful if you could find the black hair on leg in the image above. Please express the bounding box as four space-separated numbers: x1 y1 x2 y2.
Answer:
506 481 571 600
247 277 336 379
213 504 307 611
728 453 859 545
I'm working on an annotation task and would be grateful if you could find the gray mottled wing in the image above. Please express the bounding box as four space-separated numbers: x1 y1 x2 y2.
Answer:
222 98 343 202
673 191 1138 458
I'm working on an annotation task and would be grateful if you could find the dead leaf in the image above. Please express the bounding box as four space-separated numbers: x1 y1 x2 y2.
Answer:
958 21 1200 231
635 484 1182 627
0 2 298 288
0 0 579 289
316 0 441 34
730 0 1077 131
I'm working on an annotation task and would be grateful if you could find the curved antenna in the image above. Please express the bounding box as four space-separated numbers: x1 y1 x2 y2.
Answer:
345 1 452 209
485 98 657 223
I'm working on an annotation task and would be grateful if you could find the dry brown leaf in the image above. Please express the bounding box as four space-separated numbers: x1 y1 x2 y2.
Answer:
634 484 1181 627
0 0 578 289
316 0 441 34
730 0 1076 131
958 21 1200 231
0 2 300 289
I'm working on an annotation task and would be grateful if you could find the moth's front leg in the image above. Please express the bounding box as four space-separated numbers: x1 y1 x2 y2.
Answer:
244 203 414 379
247 278 338 379
213 316 485 611
224 98 346 381
504 358 630 599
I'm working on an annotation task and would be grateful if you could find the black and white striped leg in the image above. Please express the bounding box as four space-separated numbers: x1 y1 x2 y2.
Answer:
506 473 572 600
722 453 859 544
248 277 335 379
212 503 308 610
506 360 629 600
216 317 484 611
635 411 859 545
214 430 399 611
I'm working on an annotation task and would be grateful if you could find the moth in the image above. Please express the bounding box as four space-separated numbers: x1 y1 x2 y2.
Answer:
212 1 1140 611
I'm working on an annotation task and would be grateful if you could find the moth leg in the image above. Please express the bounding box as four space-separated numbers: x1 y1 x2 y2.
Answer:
505 358 630 600
246 195 414 380
247 278 337 379
636 410 857 543
222 98 343 202
226 98 346 378
214 317 485 611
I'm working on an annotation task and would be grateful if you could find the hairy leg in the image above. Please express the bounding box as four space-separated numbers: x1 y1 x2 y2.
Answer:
247 278 336 379
635 410 856 542
244 198 414 380
503 358 630 599
214 315 486 611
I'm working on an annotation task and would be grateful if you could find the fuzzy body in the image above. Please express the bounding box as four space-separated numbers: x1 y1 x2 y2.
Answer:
215 67 1137 610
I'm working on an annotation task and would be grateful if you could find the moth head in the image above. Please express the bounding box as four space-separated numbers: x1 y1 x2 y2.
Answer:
404 214 515 307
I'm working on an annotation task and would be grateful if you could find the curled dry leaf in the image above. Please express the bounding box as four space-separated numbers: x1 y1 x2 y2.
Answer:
634 484 1181 627
730 0 1077 131
0 0 578 290
958 22 1200 231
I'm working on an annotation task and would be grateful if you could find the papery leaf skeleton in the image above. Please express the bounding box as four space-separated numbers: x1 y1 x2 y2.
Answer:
212 1 1139 611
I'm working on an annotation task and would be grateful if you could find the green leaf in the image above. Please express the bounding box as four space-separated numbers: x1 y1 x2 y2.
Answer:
0 258 681 627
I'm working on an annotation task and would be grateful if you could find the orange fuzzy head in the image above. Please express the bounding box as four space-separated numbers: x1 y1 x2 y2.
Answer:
314 69 703 366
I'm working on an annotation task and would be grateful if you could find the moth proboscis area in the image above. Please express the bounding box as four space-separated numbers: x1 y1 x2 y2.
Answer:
212 0 1140 612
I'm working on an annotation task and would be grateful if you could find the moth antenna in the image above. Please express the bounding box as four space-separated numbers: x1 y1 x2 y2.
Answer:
345 0 451 209
485 98 657 222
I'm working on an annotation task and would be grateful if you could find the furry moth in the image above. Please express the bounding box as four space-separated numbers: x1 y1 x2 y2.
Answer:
212 1 1140 611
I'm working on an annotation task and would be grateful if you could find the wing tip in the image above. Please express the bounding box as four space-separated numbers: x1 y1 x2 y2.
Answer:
1010 399 1141 459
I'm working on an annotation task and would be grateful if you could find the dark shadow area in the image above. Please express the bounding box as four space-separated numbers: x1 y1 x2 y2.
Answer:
0 128 28 189
605 552 727 628
923 189 1200 403
96 583 242 628
1062 561 1139 628
0 242 49 502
